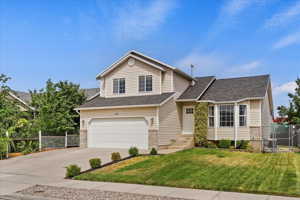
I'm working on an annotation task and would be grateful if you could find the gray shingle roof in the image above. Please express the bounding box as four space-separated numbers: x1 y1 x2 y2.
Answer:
199 75 270 102
178 76 215 100
13 91 32 103
78 92 175 109
80 88 100 99
12 88 100 104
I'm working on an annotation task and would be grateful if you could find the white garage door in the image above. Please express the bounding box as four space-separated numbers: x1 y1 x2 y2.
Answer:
88 117 148 149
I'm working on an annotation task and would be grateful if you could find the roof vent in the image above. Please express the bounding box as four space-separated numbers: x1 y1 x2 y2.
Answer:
190 64 194 77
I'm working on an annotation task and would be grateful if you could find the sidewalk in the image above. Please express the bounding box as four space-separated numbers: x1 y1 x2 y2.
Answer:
35 179 300 200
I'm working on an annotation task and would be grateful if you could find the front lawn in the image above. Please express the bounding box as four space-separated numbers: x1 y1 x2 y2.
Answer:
75 148 300 197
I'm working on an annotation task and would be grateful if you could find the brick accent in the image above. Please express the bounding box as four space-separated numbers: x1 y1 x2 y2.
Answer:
80 129 87 148
250 140 263 152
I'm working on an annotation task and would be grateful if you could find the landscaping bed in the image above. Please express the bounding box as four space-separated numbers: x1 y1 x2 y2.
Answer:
75 148 300 197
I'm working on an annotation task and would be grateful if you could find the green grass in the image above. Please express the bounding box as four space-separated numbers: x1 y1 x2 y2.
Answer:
75 148 300 197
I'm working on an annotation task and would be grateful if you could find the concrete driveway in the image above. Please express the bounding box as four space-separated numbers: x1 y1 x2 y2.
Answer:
0 148 129 195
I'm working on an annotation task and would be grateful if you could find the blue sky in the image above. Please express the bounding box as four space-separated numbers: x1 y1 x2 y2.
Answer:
0 0 299 114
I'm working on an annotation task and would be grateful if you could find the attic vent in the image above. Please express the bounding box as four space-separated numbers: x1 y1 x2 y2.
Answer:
128 58 135 66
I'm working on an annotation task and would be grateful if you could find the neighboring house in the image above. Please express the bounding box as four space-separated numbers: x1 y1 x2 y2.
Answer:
8 88 99 112
76 50 274 151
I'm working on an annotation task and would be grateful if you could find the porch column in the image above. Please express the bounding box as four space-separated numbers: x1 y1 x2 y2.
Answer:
214 104 218 140
234 103 238 147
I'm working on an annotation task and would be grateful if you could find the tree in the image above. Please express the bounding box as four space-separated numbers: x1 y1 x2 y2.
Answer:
0 74 21 136
31 80 86 134
277 78 300 124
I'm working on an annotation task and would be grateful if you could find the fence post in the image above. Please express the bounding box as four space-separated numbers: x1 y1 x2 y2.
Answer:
39 130 42 151
65 131 68 148
5 131 9 159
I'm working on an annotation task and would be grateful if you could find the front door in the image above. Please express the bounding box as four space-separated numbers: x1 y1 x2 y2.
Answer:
182 106 194 134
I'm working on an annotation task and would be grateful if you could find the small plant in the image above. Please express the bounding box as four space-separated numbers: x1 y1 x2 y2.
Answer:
89 158 101 169
150 148 158 155
65 164 81 178
240 140 250 149
207 141 217 148
218 140 232 148
129 147 139 157
111 152 121 161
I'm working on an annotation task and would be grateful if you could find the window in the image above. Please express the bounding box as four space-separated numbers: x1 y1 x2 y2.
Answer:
113 78 125 94
219 104 234 127
185 108 194 114
239 105 247 127
208 106 214 127
139 75 152 92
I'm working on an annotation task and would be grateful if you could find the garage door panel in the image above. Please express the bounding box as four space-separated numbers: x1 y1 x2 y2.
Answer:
88 118 148 149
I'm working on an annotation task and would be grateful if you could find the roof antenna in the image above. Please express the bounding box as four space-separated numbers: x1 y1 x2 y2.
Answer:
190 64 194 77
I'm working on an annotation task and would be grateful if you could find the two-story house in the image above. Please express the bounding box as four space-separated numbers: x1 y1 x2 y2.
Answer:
76 51 274 151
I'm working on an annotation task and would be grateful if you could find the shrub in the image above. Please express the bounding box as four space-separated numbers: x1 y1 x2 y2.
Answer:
246 145 254 152
218 140 232 148
240 140 250 149
129 147 139 157
236 141 242 149
207 141 217 148
150 148 158 155
89 158 101 169
65 164 81 178
111 152 121 161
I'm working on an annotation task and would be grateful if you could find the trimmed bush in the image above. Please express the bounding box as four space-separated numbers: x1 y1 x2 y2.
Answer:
150 148 158 155
240 140 250 149
218 140 231 148
89 158 101 169
194 102 208 146
129 147 139 157
65 164 81 178
236 141 242 149
111 152 121 161
207 141 217 148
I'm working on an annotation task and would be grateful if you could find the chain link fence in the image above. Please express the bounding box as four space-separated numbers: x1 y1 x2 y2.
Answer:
40 133 79 150
263 124 300 152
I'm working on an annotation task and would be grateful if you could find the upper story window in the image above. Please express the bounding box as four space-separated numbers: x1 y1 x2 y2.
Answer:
208 106 214 127
219 104 234 127
113 78 125 94
239 105 247 127
139 75 152 92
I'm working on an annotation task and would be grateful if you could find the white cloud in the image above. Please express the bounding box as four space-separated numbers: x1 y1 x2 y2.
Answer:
273 31 300 49
175 51 227 76
264 1 300 28
227 60 261 74
175 51 262 77
273 81 297 95
221 0 254 16
114 0 177 40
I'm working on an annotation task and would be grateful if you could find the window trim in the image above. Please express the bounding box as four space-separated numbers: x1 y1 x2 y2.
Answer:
113 78 125 94
208 105 215 127
219 104 235 127
239 104 247 127
138 75 153 92
185 107 194 114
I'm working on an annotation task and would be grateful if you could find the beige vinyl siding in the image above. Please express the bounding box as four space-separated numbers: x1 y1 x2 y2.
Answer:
217 128 235 140
158 97 181 145
207 128 215 140
261 88 273 138
104 59 161 97
161 69 173 93
173 72 190 98
249 100 261 127
80 107 158 130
